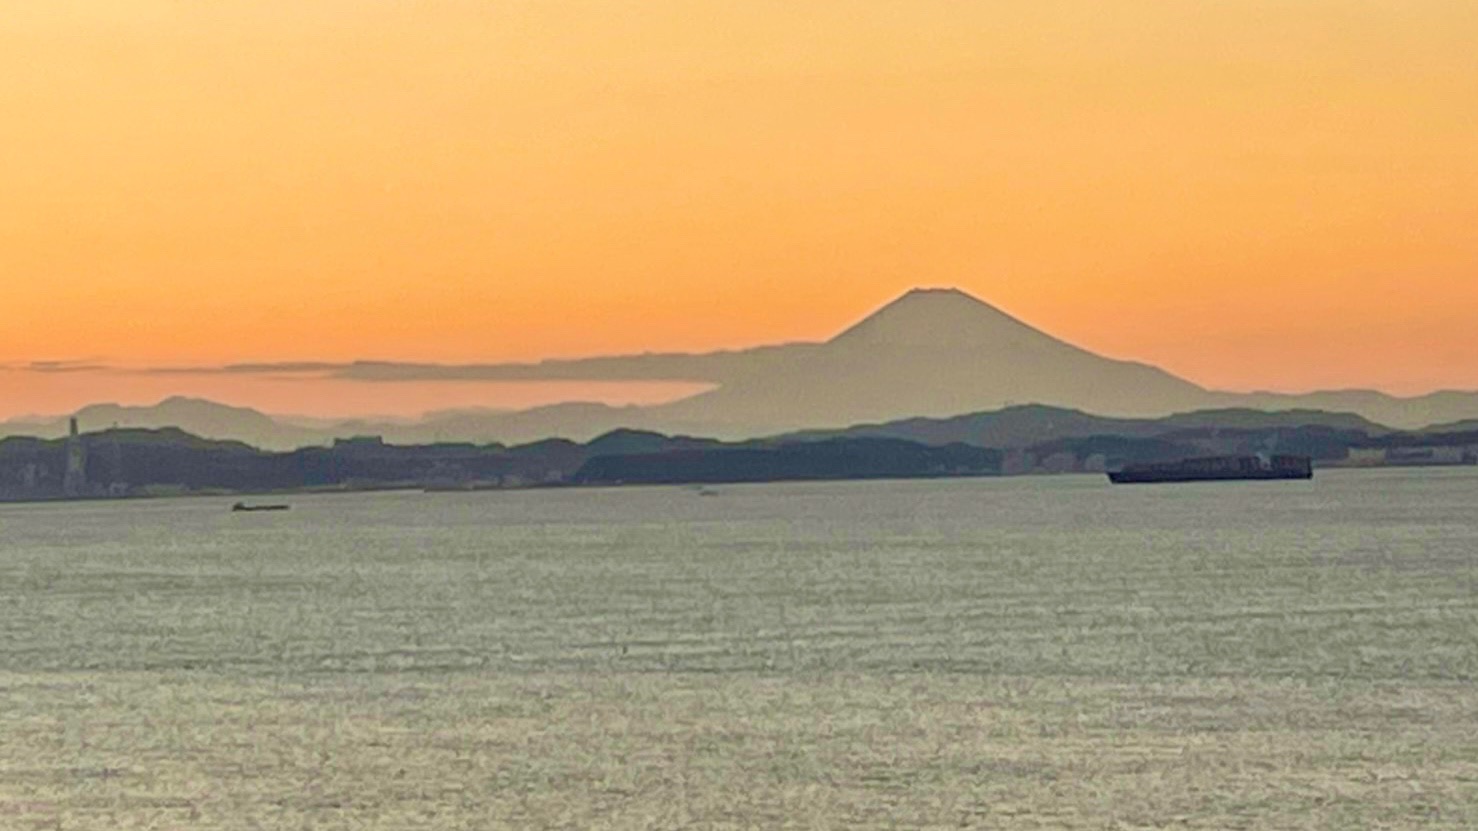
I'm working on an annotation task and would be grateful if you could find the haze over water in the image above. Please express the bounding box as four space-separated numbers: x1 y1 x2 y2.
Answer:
3 470 1476 827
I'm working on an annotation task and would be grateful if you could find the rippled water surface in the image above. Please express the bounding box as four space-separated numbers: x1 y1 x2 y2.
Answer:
3 469 1476 827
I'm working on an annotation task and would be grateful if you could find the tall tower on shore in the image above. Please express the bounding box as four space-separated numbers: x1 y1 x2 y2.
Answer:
63 417 87 497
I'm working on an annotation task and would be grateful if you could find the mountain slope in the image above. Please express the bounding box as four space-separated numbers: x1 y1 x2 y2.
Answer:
650 288 1213 435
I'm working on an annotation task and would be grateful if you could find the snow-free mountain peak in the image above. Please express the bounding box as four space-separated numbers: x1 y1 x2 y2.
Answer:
829 287 1087 354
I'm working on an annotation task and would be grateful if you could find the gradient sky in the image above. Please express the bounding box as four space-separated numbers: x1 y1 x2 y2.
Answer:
3 2 1476 417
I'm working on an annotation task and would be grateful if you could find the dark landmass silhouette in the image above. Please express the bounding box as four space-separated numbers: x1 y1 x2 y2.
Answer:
0 428 994 500
574 439 1002 486
5 287 1478 447
777 405 1392 448
3 410 1474 502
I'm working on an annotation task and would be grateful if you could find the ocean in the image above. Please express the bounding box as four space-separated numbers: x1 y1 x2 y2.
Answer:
2 469 1476 827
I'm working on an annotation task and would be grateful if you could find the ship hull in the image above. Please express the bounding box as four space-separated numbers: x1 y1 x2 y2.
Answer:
1108 469 1312 484
1108 455 1313 485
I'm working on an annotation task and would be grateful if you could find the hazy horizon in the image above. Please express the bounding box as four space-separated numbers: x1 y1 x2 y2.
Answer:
5 286 1478 422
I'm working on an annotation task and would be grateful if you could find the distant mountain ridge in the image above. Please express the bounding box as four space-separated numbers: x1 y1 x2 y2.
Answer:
5 287 1478 445
779 404 1393 449
17 397 324 451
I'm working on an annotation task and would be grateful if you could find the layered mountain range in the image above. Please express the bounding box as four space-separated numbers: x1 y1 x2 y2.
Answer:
5 288 1477 449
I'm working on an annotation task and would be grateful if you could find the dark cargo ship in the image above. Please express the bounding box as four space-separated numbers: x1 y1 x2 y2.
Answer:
1108 454 1313 484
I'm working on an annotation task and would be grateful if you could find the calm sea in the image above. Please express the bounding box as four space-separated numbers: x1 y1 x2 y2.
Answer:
2 469 1476 828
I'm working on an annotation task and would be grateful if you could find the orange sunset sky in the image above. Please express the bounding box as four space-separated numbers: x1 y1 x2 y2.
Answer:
3 1 1476 418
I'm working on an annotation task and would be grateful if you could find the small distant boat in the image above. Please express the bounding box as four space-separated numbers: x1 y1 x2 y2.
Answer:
232 502 290 512
1108 455 1313 485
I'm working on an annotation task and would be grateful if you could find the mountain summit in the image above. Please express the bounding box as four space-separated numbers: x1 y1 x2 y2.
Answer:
830 288 1075 351
653 287 1210 434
